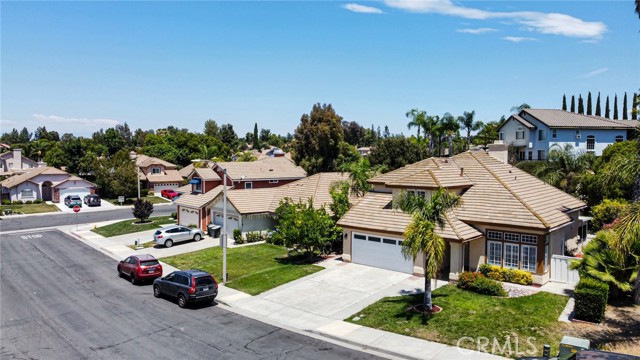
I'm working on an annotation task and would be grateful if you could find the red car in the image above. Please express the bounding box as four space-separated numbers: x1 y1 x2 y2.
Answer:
117 254 163 285
161 189 179 200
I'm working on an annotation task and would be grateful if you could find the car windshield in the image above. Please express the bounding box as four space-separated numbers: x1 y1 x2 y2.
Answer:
140 260 159 266
196 277 214 286
71 196 81 200
154 230 162 235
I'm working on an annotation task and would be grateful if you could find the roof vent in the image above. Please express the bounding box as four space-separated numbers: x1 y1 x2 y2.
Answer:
460 167 464 177
444 159 448 163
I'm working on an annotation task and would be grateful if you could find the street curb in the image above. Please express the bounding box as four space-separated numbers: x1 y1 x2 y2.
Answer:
0 201 174 219
306 329 422 360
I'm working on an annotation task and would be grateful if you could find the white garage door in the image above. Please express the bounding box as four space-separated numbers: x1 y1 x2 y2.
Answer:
352 233 414 273
179 207 199 228
213 213 240 233
153 183 179 194
59 188 92 202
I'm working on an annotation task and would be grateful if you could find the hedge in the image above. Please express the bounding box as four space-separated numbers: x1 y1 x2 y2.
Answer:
574 277 609 323
457 271 507 297
478 264 533 285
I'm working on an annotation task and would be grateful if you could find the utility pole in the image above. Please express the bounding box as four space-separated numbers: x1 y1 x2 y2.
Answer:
222 168 227 284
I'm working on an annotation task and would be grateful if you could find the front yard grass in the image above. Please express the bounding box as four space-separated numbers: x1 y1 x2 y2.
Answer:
92 216 176 237
1 203 60 214
161 243 323 295
346 285 569 358
106 196 171 205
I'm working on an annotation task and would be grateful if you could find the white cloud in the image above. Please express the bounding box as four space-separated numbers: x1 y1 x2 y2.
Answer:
343 3 383 14
384 0 606 39
580 67 609 78
0 119 17 127
502 36 538 43
457 27 498 34
31 114 120 131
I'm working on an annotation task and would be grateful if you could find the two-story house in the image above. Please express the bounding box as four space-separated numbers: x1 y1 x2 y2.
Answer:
498 109 638 160
0 149 39 176
337 148 586 285
134 154 183 194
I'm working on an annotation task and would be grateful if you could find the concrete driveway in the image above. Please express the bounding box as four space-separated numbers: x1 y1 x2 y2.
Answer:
55 200 119 213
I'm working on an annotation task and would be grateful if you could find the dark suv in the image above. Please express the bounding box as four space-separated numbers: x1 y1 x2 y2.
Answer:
153 270 218 308
84 194 101 207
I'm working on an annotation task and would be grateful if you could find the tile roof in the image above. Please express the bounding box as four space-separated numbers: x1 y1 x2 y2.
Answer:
190 167 221 181
1 166 69 188
522 109 639 129
136 154 177 169
145 169 183 183
215 157 306 181
336 192 483 242
371 158 473 189
510 114 535 129
54 175 96 187
174 185 223 209
178 164 195 178
175 183 192 194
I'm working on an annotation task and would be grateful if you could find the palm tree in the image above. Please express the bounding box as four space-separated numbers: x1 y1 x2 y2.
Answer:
457 111 482 151
394 188 463 312
440 113 460 156
612 202 640 304
340 158 385 197
198 144 218 161
533 144 591 194
423 115 441 157
510 103 531 113
406 109 428 157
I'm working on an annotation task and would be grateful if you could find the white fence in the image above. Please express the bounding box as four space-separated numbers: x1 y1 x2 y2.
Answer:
551 255 580 284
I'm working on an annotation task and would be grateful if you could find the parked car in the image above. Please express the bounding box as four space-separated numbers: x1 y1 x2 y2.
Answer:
83 194 101 207
64 195 82 208
153 269 218 308
160 189 179 200
117 254 163 285
153 225 204 248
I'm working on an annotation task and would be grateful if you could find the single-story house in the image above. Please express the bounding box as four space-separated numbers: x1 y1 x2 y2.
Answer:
1 166 96 203
337 148 586 285
134 154 183 193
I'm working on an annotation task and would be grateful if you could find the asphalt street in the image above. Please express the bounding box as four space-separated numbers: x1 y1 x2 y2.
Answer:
0 230 382 360
0 205 177 232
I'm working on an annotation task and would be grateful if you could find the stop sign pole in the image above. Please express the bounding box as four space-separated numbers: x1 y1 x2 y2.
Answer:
73 205 81 231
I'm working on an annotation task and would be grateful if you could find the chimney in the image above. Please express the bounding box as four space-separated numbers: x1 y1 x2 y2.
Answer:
460 167 464 177
487 141 509 164
12 149 22 170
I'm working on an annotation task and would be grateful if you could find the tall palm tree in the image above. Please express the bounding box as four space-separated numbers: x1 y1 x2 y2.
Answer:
440 113 460 156
612 202 640 304
198 144 218 161
457 111 482 151
534 144 591 194
394 188 463 311
510 103 531 113
406 109 428 157
423 115 441 157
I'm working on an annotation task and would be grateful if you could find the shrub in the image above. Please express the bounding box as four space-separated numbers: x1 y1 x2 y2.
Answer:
590 199 629 231
132 199 154 223
245 231 264 243
33 199 43 204
479 264 533 285
1 200 10 205
187 224 198 229
505 269 533 285
170 211 177 219
141 188 150 197
12 200 23 205
574 277 609 323
233 229 243 242
24 200 33 204
457 271 507 297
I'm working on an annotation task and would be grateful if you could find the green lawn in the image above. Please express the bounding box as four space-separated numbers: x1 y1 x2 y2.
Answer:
106 196 172 205
346 285 569 358
1 203 60 214
92 216 176 237
161 243 323 295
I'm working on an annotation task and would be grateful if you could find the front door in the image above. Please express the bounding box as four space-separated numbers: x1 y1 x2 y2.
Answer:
42 182 53 201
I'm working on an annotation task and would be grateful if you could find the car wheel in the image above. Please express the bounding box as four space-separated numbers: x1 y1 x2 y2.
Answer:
193 234 202 241
130 273 137 285
153 285 161 298
165 239 173 248
178 294 187 308
117 265 122 277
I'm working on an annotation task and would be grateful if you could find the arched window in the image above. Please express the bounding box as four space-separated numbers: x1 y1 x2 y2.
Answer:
615 135 624 143
586 135 595 151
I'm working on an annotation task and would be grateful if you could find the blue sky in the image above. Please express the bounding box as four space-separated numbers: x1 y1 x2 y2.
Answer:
1 1 638 138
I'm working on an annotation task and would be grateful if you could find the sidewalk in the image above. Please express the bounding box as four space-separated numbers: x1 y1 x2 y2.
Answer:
67 223 506 360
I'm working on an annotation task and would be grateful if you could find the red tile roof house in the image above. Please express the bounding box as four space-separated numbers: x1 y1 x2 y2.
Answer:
174 157 307 230
1 166 96 203
134 154 183 194
337 146 586 286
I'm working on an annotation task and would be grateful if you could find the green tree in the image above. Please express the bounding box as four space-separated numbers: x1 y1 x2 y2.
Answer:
329 180 351 222
104 127 126 156
203 119 219 138
457 111 482 151
605 96 611 118
220 124 238 149
439 113 460 156
472 120 500 147
198 144 218 160
590 199 630 231
562 95 567 111
235 151 257 162
368 136 421 171
340 157 384 197
510 103 530 113
534 144 591 194
612 202 640 303
623 92 628 120
94 149 138 198
578 94 584 114
613 94 619 120
587 92 592 115
292 103 352 175
253 123 260 150
132 199 154 223
393 188 463 312
406 109 428 157
596 92 602 116
633 93 639 120
571 96 576 113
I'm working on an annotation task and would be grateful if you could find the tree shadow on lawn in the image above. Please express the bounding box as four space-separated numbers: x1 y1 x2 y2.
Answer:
389 293 451 325
274 253 324 265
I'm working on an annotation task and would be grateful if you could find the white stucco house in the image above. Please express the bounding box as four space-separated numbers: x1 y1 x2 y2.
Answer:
0 149 40 176
1 166 96 203
498 109 638 161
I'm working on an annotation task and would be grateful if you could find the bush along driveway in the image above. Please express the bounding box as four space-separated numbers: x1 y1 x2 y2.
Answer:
91 216 176 237
160 243 323 295
346 285 569 358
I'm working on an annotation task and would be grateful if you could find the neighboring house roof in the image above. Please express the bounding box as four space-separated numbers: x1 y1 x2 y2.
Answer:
146 169 183 183
175 185 223 209
365 151 586 232
53 175 96 188
215 157 306 181
509 114 536 129
189 167 221 181
519 109 638 129
336 192 483 242
227 188 276 214
175 183 192 194
383 159 474 189
136 154 177 169
179 164 195 178
1 166 69 189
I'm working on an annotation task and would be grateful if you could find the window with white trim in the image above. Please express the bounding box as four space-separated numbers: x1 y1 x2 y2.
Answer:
21 189 34 198
194 179 202 192
504 233 520 242
504 243 519 269
551 129 557 139
516 130 525 140
244 182 253 189
521 245 537 272
152 167 161 174
538 129 546 141
269 179 279 184
488 241 502 266
487 231 503 240
521 234 538 244
586 135 595 151
499 132 504 140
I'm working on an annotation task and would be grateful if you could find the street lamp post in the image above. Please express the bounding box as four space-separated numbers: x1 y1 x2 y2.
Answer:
222 168 228 284
130 151 141 200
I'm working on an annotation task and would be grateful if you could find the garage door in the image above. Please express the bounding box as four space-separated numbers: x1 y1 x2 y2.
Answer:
352 233 414 273
179 207 199 228
59 188 92 202
213 213 240 233
153 183 179 194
